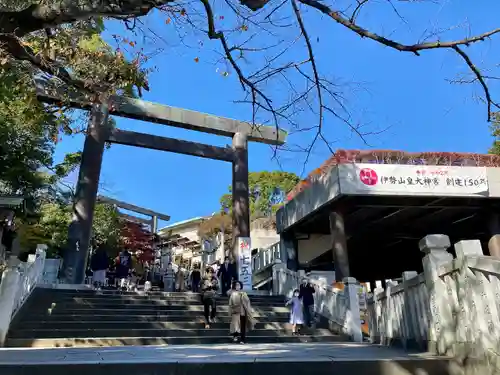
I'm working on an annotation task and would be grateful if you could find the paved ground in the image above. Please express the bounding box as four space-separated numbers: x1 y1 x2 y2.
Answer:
0 342 442 365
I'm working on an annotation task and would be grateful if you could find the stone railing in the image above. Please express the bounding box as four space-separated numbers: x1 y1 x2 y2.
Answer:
252 241 282 274
39 258 62 285
0 245 47 346
367 272 429 350
367 234 500 360
272 263 362 342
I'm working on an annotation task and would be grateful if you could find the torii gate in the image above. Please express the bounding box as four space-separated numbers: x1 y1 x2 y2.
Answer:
97 195 170 233
36 79 287 284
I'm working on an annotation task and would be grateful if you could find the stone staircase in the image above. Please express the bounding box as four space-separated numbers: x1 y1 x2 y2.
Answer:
1 288 467 375
6 288 345 348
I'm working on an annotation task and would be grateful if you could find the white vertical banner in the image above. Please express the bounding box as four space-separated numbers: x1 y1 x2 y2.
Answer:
237 237 252 291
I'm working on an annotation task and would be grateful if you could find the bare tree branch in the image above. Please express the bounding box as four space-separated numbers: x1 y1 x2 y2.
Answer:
297 0 500 121
452 45 500 121
0 1 173 36
298 0 500 55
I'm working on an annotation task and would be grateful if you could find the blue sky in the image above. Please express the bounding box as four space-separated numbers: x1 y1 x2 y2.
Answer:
54 0 499 228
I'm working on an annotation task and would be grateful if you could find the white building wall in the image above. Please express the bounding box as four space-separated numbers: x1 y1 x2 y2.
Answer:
297 234 331 265
250 227 280 250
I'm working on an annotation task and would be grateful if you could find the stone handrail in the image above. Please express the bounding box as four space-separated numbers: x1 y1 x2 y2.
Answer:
272 263 362 342
0 245 47 346
367 234 500 360
252 241 282 274
368 272 428 349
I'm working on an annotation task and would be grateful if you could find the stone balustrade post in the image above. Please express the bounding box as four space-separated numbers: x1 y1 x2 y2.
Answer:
343 277 362 342
454 240 496 356
272 263 286 295
384 280 398 345
35 246 47 283
420 234 454 355
0 267 21 346
298 269 305 281
7 256 19 268
401 271 418 350
370 287 384 344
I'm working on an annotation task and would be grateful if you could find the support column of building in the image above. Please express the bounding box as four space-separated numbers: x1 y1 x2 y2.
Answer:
232 133 250 287
329 211 350 282
488 212 500 258
280 233 297 271
60 102 110 284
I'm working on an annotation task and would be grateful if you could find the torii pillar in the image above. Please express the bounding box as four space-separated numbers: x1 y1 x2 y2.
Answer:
38 81 287 284
232 133 251 289
62 103 110 284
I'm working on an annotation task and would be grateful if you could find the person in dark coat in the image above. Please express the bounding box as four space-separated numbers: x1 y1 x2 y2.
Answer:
201 267 219 328
299 279 316 327
217 256 236 296
90 245 109 292
190 264 202 293
115 249 133 290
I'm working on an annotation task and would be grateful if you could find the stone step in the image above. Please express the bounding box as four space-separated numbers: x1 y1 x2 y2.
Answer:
13 314 290 323
34 289 284 301
34 304 290 312
14 321 292 330
6 334 344 348
27 308 290 317
35 293 283 300
36 300 283 309
0 342 465 375
0 357 461 375
8 328 335 339
37 297 281 306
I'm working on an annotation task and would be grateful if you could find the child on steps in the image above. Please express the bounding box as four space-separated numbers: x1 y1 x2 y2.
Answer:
285 289 304 335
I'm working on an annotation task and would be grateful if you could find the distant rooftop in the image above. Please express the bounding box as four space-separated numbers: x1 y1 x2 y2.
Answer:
158 216 208 233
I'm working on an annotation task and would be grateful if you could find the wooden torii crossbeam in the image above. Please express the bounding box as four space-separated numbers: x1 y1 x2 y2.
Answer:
36 79 288 285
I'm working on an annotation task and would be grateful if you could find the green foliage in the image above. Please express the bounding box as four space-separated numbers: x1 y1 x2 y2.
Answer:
18 202 122 258
49 152 82 184
199 171 299 253
0 67 58 198
490 113 500 155
92 203 122 248
0 14 149 259
0 18 148 216
23 20 149 96
220 171 300 216
0 16 151 263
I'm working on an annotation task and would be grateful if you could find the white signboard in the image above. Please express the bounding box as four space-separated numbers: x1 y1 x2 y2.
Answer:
237 237 252 291
340 164 488 196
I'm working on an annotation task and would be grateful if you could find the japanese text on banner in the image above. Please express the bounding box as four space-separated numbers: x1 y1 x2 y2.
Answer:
353 164 488 195
238 237 252 290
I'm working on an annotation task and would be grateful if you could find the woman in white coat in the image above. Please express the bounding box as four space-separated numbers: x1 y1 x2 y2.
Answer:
228 281 254 343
